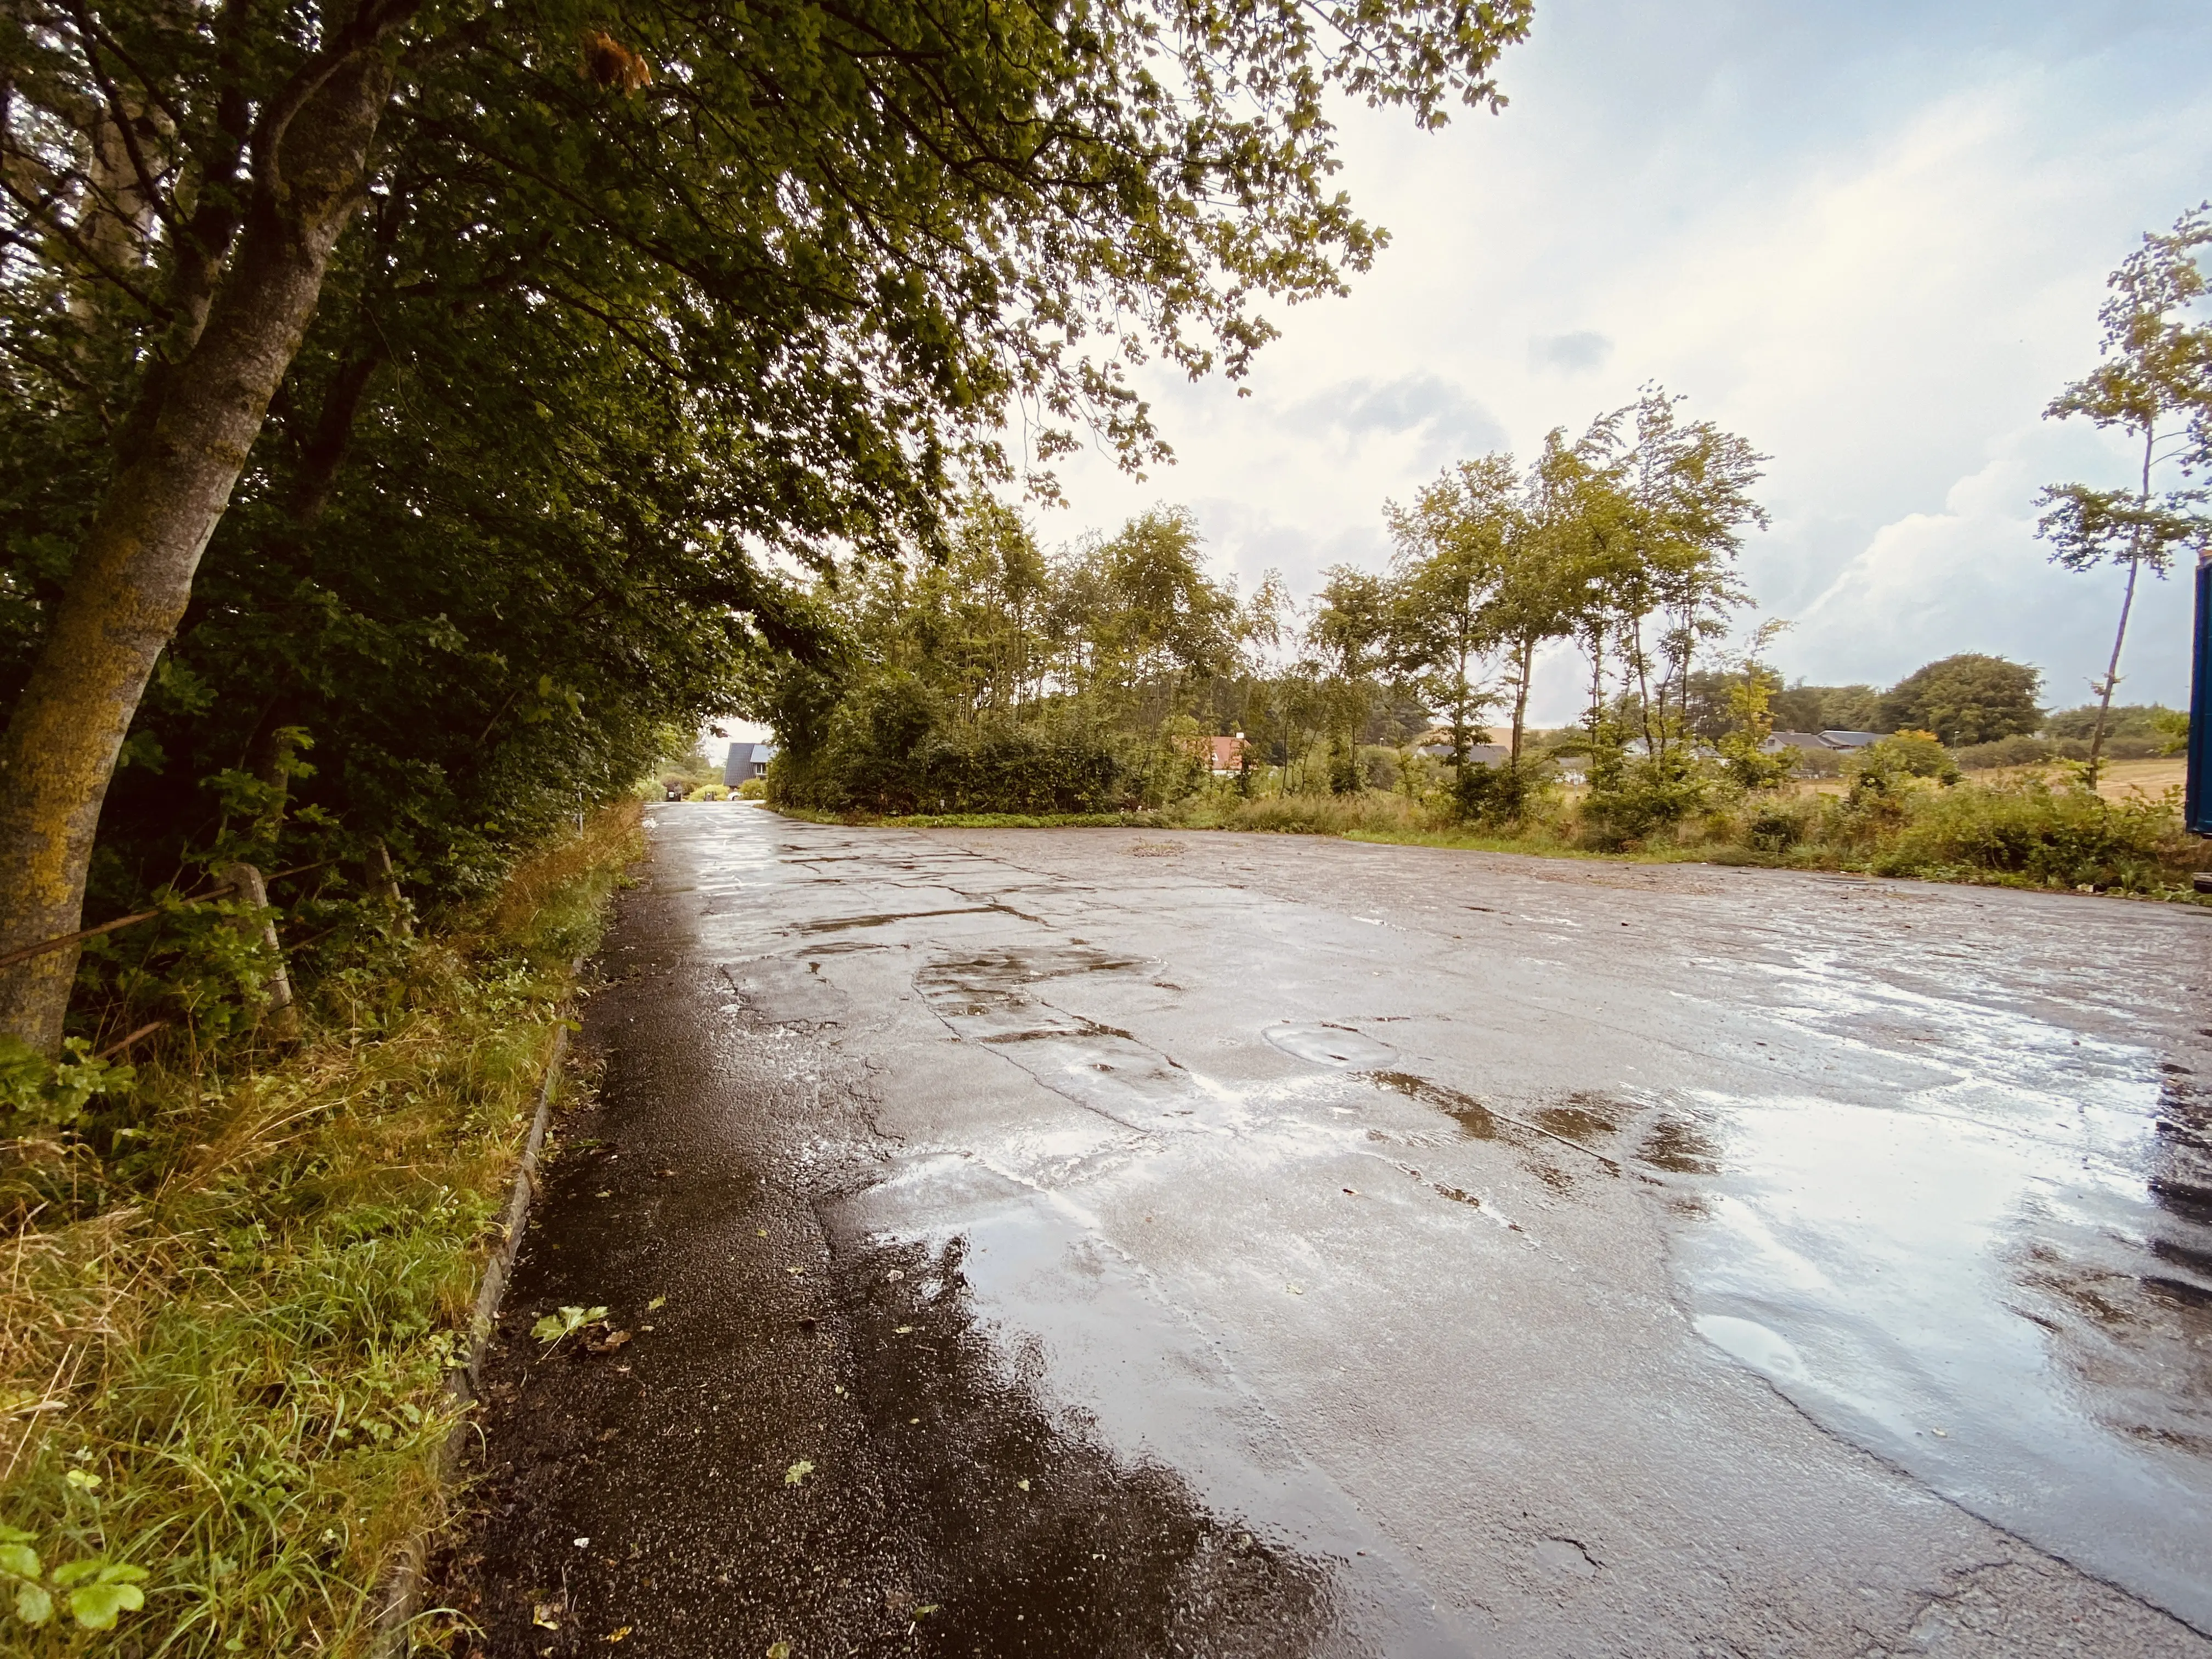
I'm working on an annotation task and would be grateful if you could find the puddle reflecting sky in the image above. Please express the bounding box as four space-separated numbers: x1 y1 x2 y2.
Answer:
1675 1079 2212 1627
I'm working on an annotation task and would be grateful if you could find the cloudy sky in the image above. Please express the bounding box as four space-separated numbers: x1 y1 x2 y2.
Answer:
1035 0 2212 725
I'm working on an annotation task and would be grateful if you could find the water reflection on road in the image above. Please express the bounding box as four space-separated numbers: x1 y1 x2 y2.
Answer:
1679 1085 2211 1626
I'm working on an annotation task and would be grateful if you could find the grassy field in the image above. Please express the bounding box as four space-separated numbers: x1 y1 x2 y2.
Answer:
1784 757 2185 805
0 805 641 1657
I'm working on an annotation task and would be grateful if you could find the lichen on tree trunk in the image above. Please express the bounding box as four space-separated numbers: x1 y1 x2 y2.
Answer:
0 45 398 1054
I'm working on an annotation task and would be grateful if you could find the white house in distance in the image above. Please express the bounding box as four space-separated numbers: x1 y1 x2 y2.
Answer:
724 740 778 785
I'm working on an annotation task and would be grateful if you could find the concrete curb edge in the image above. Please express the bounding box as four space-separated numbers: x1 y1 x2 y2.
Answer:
370 984 578 1657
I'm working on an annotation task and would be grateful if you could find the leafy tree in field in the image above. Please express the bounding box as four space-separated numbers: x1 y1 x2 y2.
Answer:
1385 456 1515 801
2036 204 2212 788
1877 655 2043 747
1583 387 1768 759
1308 566 1398 794
0 0 1533 1050
1383 435 1609 821
770 500 1254 814
1713 620 1795 790
1682 667 1777 744
1066 509 1240 725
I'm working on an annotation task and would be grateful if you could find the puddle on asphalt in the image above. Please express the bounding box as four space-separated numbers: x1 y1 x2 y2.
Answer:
1635 1116 1721 1175
831 1166 1475 1656
1675 1078 2212 1631
1528 1094 1626 1143
1264 1022 1398 1069
825 1228 1344 1657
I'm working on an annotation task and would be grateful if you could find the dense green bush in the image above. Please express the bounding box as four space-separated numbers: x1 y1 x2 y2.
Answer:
1870 778 2188 890
1951 732 2176 770
770 678 1139 816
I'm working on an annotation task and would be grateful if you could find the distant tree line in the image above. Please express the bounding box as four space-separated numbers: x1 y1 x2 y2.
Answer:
771 385 1785 837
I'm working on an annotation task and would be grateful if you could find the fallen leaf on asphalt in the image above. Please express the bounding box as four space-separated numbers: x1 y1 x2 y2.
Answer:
894 1325 915 1334
786 1266 804 1276
604 1629 631 1644
533 1602 562 1629
915 1605 939 1616
785 1460 815 1486
533 1306 612 1345
595 1190 612 1198
767 1644 792 1659
584 1330 631 1355
648 1295 667 1310
1017 1479 1030 1491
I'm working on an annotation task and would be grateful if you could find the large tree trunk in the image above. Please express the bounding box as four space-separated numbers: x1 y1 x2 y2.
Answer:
0 46 396 1054
1509 635 1536 762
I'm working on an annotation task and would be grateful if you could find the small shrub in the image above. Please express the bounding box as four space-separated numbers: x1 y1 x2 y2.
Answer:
1848 730 1960 786
1745 802 1807 854
1579 750 1710 850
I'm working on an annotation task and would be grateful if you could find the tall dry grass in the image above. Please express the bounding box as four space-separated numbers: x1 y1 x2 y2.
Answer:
0 803 641 1656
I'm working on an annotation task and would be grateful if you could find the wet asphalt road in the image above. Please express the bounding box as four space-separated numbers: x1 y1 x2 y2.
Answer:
441 804 2212 1657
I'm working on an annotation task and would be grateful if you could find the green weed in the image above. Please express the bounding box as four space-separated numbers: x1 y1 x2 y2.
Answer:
0 803 641 1657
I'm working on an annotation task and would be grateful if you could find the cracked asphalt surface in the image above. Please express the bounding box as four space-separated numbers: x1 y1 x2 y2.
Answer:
436 804 2212 1657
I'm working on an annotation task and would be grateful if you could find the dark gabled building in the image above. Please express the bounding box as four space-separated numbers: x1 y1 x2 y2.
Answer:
724 741 779 785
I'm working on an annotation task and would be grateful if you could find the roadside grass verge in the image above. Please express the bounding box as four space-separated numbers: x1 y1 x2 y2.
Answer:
0 803 641 1657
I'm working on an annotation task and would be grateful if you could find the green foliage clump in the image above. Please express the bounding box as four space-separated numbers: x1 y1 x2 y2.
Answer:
0 1039 132 1137
1870 778 2188 891
2044 703 2181 741
1875 655 2043 746
1849 730 1962 787
768 502 1259 816
0 806 640 1656
775 680 1137 817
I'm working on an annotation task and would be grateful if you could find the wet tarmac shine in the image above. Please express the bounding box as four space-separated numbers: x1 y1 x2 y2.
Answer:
439 808 2212 1657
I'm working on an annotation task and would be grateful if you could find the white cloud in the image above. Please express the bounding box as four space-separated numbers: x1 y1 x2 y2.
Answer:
1787 425 2193 711
1034 0 2212 724
1529 332 1613 374
1289 374 1508 455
